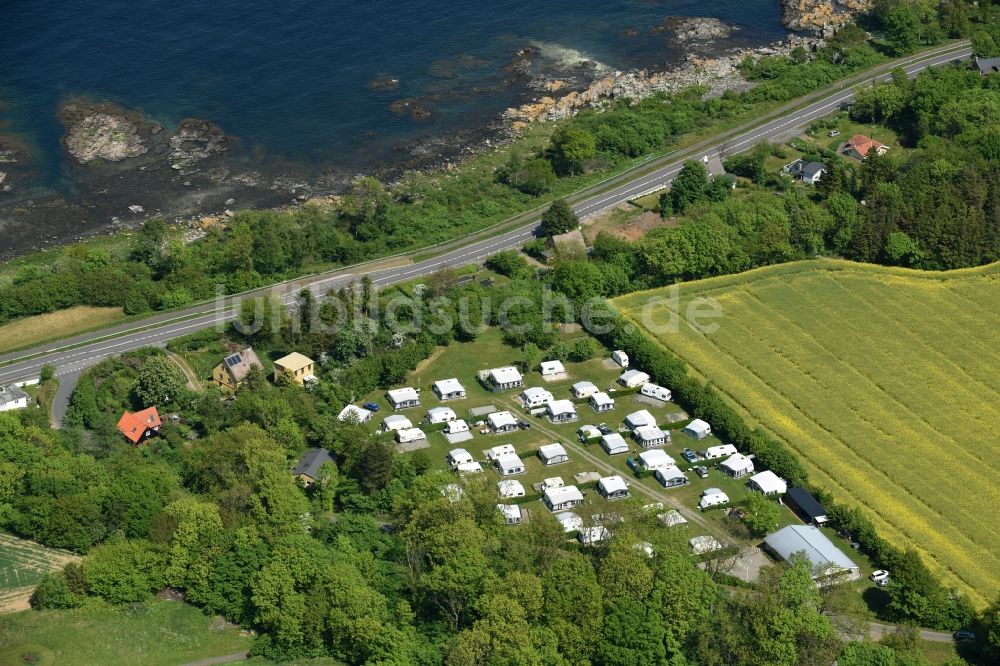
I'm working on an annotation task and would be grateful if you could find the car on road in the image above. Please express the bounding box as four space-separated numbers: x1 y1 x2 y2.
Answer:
953 630 975 642
693 466 709 479
363 402 380 412
870 570 890 586
682 448 698 463
517 421 532 430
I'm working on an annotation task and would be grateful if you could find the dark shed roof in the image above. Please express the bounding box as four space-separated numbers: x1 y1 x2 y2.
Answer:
786 487 828 520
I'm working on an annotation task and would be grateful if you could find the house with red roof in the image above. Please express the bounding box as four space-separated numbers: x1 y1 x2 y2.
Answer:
117 406 161 445
842 134 889 161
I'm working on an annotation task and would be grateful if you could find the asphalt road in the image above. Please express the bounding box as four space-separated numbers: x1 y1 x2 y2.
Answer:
0 43 972 416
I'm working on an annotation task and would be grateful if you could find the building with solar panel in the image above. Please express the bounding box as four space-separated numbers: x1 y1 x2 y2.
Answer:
212 347 264 391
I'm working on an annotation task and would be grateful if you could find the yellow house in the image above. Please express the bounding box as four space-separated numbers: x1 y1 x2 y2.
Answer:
211 347 263 392
274 352 315 385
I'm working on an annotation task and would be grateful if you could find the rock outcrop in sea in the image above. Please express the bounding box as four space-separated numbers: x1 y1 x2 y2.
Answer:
61 106 149 163
778 0 871 32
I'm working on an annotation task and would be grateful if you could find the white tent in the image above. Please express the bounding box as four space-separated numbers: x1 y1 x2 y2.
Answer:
543 485 584 511
487 444 517 460
748 470 787 495
698 488 730 510
600 433 629 455
624 409 656 431
488 366 523 390
598 475 629 500
446 448 473 467
578 526 611 545
540 360 565 376
546 399 578 423
494 453 526 476
487 411 518 432
520 387 554 409
654 466 688 488
338 404 373 423
433 378 466 400
445 419 470 434
538 443 570 466
589 392 615 413
381 414 412 432
719 453 755 479
572 381 599 399
386 387 420 409
618 369 650 388
456 461 483 474
497 479 526 498
497 504 522 525
395 428 426 444
554 511 584 533
427 406 457 424
638 449 675 471
634 425 668 448
577 425 601 441
683 418 712 439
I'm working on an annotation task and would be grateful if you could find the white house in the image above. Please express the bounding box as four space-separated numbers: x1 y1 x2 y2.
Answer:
381 414 412 432
432 378 466 401
395 428 427 445
703 443 738 460
446 448 474 468
338 404 373 423
577 424 601 442
494 453 526 476
640 383 672 402
618 369 650 388
634 425 668 449
456 461 483 474
543 485 585 511
698 487 730 510
497 504 523 525
426 406 457 424
571 381 599 399
487 411 519 433
445 419 470 435
487 443 517 461
612 350 629 368
748 470 787 495
578 526 611 546
497 479 526 498
487 366 523 391
719 453 754 479
600 433 629 455
0 385 29 412
623 409 656 431
638 449 675 471
598 475 630 500
546 399 578 423
540 360 565 376
387 387 420 410
654 466 689 489
683 418 712 439
589 392 614 413
520 387 554 409
537 443 570 466
554 511 584 533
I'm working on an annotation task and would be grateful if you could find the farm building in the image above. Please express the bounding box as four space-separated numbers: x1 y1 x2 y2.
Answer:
487 444 517 460
486 366 524 391
381 414 412 432
116 407 161 445
699 488 730 510
703 443 737 459
597 475 630 501
546 399 578 423
497 504 523 525
387 387 421 410
487 411 519 433
579 526 611 546
494 453 526 476
784 488 829 525
578 425 601 441
655 466 689 489
555 511 584 533
638 449 675 471
444 419 470 435
0 385 29 412
211 347 263 392
540 360 565 376
719 453 755 478
659 509 688 527
612 350 629 368
634 425 668 449
640 383 672 402
572 381 599 399
764 525 860 584
456 461 483 474
497 479 526 499
446 448 473 468
618 369 650 388
600 433 629 455
683 418 712 440
624 409 656 431
292 448 334 486
274 352 315 386
432 378 466 401
749 470 787 495
690 535 724 555
520 387 554 409
538 443 570 466
426 406 457 424
338 404 373 423
543 485 585 512
395 428 427 445
589 392 615 413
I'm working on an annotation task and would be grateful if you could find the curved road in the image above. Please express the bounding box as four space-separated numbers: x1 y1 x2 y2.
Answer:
0 43 972 417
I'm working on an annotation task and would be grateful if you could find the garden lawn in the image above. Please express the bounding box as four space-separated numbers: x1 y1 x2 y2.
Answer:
614 259 1000 605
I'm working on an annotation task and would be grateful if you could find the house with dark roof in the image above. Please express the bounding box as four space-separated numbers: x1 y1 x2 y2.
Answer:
212 347 263 392
293 448 334 486
973 56 1000 75
116 407 161 445
784 159 825 185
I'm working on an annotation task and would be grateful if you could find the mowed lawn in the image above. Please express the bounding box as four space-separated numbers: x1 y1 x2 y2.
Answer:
614 259 1000 605
0 306 125 352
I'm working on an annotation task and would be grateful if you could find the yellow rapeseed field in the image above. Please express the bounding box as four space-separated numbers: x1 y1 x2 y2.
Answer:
614 260 1000 605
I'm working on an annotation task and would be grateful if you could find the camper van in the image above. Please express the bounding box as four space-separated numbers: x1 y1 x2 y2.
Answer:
640 383 672 402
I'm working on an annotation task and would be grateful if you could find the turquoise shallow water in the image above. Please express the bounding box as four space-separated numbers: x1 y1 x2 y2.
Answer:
3 0 785 179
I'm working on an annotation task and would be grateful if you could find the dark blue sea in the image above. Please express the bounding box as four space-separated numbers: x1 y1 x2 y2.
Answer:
4 0 785 180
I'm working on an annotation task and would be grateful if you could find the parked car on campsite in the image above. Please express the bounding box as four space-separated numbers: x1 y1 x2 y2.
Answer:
517 421 532 430
363 402 381 412
870 570 890 586
694 466 709 479
682 448 698 463
598 423 614 435
953 630 975 642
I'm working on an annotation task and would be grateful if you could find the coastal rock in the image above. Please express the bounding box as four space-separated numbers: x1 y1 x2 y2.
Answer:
654 17 736 43
779 0 871 31
167 118 227 173
389 97 433 121
128 204 144 214
367 75 401 93
63 111 148 163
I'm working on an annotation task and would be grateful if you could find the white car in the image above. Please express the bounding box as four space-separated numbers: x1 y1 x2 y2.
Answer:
870 569 890 586
828 130 841 137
